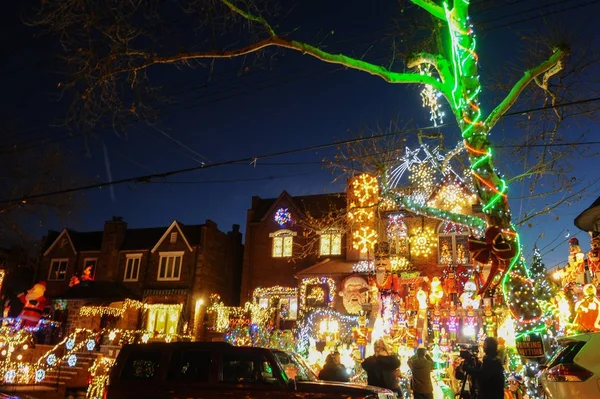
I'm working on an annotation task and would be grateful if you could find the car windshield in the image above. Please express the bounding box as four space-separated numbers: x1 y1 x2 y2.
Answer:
272 351 317 382
546 340 586 368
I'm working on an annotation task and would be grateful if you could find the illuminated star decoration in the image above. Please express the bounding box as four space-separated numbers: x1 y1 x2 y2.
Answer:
274 208 292 226
408 162 436 205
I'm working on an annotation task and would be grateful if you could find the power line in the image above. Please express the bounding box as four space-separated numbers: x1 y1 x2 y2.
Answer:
4 95 600 205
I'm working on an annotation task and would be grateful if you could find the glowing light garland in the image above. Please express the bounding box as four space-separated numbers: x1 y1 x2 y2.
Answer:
299 277 336 314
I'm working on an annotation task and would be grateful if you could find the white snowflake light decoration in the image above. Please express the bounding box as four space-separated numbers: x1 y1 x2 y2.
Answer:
65 337 75 351
46 354 57 366
67 354 77 367
86 339 96 351
35 369 45 383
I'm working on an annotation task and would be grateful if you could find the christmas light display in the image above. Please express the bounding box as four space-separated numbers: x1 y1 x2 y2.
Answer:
296 308 358 355
87 357 115 399
347 174 379 254
274 208 292 226
352 260 374 273
408 162 436 205
410 226 437 257
418 65 445 126
427 179 477 214
208 300 274 333
299 277 336 314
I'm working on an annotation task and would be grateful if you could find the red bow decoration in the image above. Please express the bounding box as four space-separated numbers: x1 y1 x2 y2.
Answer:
468 227 516 295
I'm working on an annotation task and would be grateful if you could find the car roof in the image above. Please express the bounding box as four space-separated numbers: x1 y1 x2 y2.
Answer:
120 342 276 353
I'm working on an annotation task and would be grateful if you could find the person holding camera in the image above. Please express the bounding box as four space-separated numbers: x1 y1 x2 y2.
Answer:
462 337 505 399
362 339 401 396
408 347 434 399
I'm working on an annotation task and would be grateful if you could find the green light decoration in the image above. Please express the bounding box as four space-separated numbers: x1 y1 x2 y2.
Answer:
99 0 567 335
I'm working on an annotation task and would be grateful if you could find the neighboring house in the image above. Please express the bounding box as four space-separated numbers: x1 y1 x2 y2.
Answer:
38 217 243 336
240 174 483 326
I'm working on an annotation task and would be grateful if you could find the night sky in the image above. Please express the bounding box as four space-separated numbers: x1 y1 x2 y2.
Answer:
2 0 599 270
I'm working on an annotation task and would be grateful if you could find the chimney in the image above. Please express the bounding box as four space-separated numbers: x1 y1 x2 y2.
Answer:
99 217 128 280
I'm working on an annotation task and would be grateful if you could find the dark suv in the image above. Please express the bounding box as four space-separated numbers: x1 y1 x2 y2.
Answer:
106 342 396 399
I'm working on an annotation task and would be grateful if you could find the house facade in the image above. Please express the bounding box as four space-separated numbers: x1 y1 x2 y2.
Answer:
38 217 243 336
240 173 486 333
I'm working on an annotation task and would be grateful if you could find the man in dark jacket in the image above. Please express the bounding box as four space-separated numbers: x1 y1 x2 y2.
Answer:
464 337 505 399
361 339 401 394
408 348 434 399
318 352 350 383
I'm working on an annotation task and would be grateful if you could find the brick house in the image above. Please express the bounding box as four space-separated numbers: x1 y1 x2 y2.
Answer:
38 217 243 336
240 174 484 326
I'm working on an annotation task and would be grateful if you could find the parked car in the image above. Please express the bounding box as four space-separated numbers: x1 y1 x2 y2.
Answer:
106 341 397 399
539 332 600 399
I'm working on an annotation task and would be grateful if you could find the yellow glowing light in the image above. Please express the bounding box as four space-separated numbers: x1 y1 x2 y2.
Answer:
1 350 6 356
410 227 437 257
409 163 435 199
22 345 28 350
352 226 377 253
428 181 477 214
17 355 22 361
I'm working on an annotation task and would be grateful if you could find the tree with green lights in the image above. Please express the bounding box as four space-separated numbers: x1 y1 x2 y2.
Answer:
33 0 587 329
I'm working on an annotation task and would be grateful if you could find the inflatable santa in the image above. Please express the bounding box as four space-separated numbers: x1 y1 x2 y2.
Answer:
18 282 47 328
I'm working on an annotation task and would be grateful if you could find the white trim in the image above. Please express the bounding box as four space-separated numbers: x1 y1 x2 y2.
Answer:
124 254 143 282
43 230 77 256
48 258 69 281
150 221 194 253
268 229 297 238
157 251 184 281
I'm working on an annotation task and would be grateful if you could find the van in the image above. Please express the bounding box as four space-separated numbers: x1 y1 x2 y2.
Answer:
106 342 397 399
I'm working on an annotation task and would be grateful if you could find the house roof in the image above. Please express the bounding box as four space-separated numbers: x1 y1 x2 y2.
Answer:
44 221 206 254
296 258 356 277
251 192 346 222
57 280 140 300
574 196 600 232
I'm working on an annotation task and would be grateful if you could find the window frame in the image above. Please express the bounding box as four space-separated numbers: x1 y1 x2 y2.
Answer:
48 258 69 281
269 230 296 258
319 230 342 256
157 251 184 281
437 223 471 266
82 258 98 279
146 306 181 335
124 254 143 282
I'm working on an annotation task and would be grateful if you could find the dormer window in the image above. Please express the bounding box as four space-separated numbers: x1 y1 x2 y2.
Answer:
319 230 342 256
270 230 296 258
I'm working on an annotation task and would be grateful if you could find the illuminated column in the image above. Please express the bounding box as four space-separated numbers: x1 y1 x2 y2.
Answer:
193 298 205 341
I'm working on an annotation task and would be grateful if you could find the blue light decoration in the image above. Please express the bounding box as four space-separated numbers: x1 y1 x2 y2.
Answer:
274 208 292 226
86 339 96 351
65 337 75 350
46 354 57 366
4 370 16 384
296 308 358 356
35 369 46 383
67 354 77 367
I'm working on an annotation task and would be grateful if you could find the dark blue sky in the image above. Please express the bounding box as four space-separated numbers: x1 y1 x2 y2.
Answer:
2 0 599 270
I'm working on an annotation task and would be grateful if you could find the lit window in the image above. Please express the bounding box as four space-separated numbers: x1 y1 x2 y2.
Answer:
320 231 342 256
387 214 409 256
124 254 142 282
437 222 471 266
48 259 68 281
270 230 295 258
146 306 180 335
158 252 183 281
170 232 177 243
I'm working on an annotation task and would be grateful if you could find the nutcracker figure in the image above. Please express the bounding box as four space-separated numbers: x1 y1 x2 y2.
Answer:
431 305 442 344
568 237 586 284
463 306 477 339
588 233 600 279
352 312 373 359
447 302 459 343
444 266 459 304
483 303 497 338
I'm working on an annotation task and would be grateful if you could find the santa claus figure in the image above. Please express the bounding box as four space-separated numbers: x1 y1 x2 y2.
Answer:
429 277 444 306
18 282 47 328
574 283 600 332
